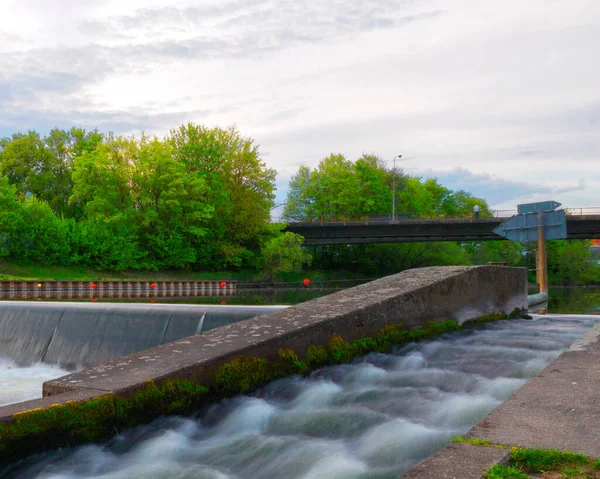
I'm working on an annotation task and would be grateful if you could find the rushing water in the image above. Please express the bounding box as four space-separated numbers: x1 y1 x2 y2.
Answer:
0 359 69 407
3 315 597 479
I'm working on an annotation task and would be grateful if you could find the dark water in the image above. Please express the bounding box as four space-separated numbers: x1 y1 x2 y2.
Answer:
118 286 600 313
13 284 599 313
4 315 597 479
547 286 600 315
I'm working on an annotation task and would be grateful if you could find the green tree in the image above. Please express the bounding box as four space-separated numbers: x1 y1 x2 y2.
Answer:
132 137 213 268
354 154 392 217
0 176 25 259
169 124 276 269
261 231 312 281
462 240 524 266
283 166 313 221
547 240 599 285
283 153 392 221
0 129 103 218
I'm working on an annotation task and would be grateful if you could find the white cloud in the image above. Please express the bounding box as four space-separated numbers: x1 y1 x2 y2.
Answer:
0 0 599 209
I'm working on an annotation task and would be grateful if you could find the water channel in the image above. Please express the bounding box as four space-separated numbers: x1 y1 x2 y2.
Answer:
0 287 598 477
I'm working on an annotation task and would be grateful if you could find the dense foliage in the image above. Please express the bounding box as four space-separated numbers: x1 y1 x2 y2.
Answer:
0 128 597 284
283 153 599 284
283 153 490 221
0 125 282 273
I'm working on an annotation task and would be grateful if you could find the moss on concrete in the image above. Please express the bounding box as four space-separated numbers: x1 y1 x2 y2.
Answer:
463 308 522 325
211 319 465 397
0 379 208 467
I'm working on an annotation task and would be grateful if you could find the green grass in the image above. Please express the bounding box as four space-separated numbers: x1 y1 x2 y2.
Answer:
484 464 528 479
511 448 589 473
0 261 377 283
0 261 256 281
450 437 501 447
483 447 600 478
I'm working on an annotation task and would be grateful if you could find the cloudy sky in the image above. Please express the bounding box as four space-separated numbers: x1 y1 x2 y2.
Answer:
1 0 598 210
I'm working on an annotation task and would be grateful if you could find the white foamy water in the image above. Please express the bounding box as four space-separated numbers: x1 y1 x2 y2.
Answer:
3 315 598 479
0 358 69 407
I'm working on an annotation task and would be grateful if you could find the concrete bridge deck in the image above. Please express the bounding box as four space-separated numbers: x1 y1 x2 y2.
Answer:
285 215 600 245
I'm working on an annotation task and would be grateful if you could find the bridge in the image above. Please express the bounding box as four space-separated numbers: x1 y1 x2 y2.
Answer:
285 213 600 245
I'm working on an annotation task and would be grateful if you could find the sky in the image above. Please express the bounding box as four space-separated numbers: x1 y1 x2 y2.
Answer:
0 0 599 211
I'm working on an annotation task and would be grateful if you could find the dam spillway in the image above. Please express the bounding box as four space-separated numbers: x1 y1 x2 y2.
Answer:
0 302 286 369
0 265 531 468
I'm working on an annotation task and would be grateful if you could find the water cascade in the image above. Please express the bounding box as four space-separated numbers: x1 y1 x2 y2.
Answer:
3 315 597 479
0 302 285 369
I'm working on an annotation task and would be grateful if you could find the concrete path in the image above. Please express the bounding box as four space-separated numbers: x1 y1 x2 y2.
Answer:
402 315 600 478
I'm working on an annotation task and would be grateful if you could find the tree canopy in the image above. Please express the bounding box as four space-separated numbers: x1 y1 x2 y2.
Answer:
0 126 596 285
0 124 276 272
283 153 491 221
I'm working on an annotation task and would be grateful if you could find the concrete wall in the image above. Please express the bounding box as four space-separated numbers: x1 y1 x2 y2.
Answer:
38 265 526 398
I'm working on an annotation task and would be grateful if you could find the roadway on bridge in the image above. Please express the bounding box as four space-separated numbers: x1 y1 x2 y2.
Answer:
285 215 600 245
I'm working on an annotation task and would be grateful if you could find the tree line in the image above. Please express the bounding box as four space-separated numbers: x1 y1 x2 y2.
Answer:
0 124 597 284
281 153 598 284
0 125 289 273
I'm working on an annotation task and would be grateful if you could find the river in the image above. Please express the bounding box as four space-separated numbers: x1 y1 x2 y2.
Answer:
92 285 600 314
2 314 598 479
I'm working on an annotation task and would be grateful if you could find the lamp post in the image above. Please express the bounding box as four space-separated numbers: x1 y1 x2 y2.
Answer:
392 154 402 221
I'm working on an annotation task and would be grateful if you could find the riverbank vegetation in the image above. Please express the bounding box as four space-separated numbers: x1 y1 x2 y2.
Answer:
485 447 600 478
0 124 598 285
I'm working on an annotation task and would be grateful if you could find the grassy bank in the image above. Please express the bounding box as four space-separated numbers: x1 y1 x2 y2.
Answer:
0 261 376 284
0 262 257 282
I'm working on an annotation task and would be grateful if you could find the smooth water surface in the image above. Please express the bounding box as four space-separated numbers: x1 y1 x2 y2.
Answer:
547 286 600 315
4 315 597 479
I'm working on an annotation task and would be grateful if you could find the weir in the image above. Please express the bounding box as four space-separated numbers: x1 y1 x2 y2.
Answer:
5 315 597 478
0 302 286 369
0 265 528 469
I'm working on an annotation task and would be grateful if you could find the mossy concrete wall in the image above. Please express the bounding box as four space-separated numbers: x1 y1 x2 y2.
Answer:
36 265 525 399
0 265 525 465
0 265 525 419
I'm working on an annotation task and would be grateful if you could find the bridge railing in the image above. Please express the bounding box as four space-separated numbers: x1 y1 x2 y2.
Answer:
493 207 600 218
272 207 600 224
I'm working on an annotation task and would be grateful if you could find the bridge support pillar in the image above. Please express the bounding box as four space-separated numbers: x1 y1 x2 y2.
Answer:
537 212 548 294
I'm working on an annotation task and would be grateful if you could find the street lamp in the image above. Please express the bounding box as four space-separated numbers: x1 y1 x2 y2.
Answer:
392 154 402 221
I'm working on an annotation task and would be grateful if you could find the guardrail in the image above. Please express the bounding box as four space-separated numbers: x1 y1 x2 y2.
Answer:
0 280 236 300
273 207 600 223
